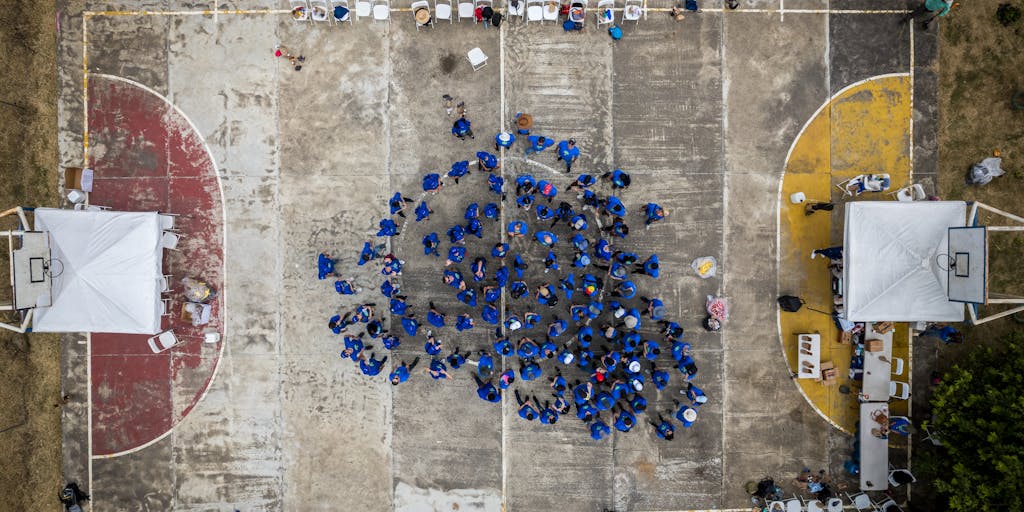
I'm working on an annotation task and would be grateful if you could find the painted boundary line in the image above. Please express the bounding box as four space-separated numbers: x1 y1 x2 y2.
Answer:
81 7 909 16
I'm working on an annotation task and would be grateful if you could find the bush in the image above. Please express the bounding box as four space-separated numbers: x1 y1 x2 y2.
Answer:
996 3 1022 26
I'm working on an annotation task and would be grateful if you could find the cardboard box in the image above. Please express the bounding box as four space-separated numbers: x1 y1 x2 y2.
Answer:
819 361 838 385
865 339 883 352
63 167 93 192
873 321 894 334
839 331 852 344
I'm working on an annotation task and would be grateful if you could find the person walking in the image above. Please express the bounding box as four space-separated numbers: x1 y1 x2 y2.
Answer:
556 139 580 172
389 356 420 385
902 0 957 29
452 116 474 140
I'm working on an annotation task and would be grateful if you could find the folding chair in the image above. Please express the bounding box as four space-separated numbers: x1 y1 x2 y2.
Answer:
73 203 111 211
872 497 904 512
922 423 943 446
804 498 825 512
507 0 524 18
161 231 182 251
356 0 372 18
888 468 917 487
159 274 172 293
372 0 390 20
310 0 331 21
161 298 172 317
467 47 488 71
435 0 454 22
893 183 927 201
525 0 544 22
147 330 182 353
458 0 475 21
766 501 785 512
331 0 353 22
569 0 587 27
825 498 843 512
890 356 905 376
595 0 614 24
542 0 559 21
783 497 803 512
889 380 910 400
622 0 641 23
845 492 876 512
158 212 178 231
412 0 432 28
290 0 311 20
475 0 493 25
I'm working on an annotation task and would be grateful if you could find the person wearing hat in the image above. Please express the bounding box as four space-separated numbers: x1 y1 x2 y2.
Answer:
643 202 668 228
685 382 709 405
452 116 474 140
556 139 581 172
514 112 533 135
525 135 555 156
536 179 557 203
414 5 431 25
674 400 698 427
618 308 641 331
495 131 516 150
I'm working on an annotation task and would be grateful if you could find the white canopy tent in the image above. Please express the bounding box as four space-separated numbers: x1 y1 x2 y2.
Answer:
29 208 164 334
843 201 967 322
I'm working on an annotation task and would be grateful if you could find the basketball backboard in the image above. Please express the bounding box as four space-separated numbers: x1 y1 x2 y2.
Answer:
947 226 987 304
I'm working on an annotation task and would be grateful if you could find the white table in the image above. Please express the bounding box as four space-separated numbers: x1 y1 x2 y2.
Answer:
860 322 894 402
797 333 821 380
860 402 889 490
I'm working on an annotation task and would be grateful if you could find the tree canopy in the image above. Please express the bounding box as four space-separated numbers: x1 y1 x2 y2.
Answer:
929 332 1024 511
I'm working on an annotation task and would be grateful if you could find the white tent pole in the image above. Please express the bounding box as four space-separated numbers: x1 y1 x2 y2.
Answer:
971 304 1024 325
974 202 1024 225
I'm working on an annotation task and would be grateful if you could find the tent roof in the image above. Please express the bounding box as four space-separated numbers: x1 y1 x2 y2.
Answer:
843 201 966 322
31 208 164 334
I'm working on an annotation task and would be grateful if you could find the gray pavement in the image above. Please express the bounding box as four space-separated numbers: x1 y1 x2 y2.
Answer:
57 1 933 510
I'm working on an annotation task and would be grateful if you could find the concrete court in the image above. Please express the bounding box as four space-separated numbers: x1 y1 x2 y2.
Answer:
55 1 937 510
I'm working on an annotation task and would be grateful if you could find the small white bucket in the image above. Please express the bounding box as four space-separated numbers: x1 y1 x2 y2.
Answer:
789 192 806 204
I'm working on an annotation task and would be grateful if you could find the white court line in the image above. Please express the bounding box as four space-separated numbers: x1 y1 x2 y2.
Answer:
87 74 229 460
81 7 910 16
498 20 509 512
908 26 915 182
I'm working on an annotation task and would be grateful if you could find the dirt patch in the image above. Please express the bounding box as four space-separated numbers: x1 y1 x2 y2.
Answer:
439 53 458 74
0 0 62 509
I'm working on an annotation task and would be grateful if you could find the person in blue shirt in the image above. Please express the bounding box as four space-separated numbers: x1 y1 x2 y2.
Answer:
556 139 581 172
920 323 963 344
494 337 514 356
575 326 594 348
422 173 442 193
686 382 708 406
566 173 597 193
590 418 611 441
652 364 670 391
609 379 630 401
544 251 559 273
447 224 466 244
550 371 568 396
536 284 558 307
425 358 452 380
621 332 641 353
340 334 365 361
642 339 662 361
491 242 509 259
414 201 432 222
481 304 500 324
642 297 666 321
580 273 601 298
576 401 598 423
483 285 501 304
446 347 466 369
456 311 475 331
498 369 516 389
457 288 477 307
538 399 559 425
571 304 588 323
495 266 509 288
512 254 528 279
317 253 336 280
401 314 420 336
573 380 594 404
477 351 495 380
427 302 447 328
516 193 534 210
615 251 639 265
424 332 443 355
557 274 575 300
382 333 401 350
594 391 615 411
334 279 358 295
535 231 558 247
471 257 487 281
510 281 528 300
488 174 505 199
517 337 540 359
671 340 691 363
673 400 697 427
602 195 627 218
547 317 568 339
629 393 647 413
650 413 675 440
613 280 637 299
515 390 538 421
328 314 350 335
662 320 684 341
570 233 589 252
601 169 631 189
535 204 555 221
613 404 636 432
507 220 528 238
569 213 588 231
483 202 500 220
464 202 479 220
367 319 385 339
634 254 660 278
422 232 440 256
520 361 543 381
536 180 557 203
389 192 413 218
467 218 483 238
473 375 501 402
525 135 554 156
477 151 499 172
515 174 536 195
523 311 541 329
539 339 557 360
443 269 466 290
448 160 470 184
677 355 698 381
389 356 420 385
452 116 474 140
643 202 667 227
594 239 613 261
494 131 515 150
358 352 387 376
389 296 408 316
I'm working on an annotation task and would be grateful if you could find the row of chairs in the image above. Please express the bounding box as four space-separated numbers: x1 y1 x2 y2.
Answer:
289 0 645 25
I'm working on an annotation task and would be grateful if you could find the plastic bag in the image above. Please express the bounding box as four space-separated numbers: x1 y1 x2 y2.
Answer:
706 295 728 321
967 157 1004 185
691 256 717 279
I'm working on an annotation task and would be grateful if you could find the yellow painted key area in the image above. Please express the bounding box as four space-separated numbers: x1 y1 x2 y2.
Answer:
779 75 913 434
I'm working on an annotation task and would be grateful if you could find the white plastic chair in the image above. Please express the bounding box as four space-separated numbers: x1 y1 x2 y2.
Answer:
372 0 390 20
161 298 172 316
161 231 182 251
147 330 181 353
158 213 178 231
310 0 331 21
894 183 927 201
805 499 825 512
542 0 559 21
412 0 432 27
846 492 875 511
826 498 843 512
888 469 916 487
356 0 372 17
922 423 943 446
290 0 311 20
73 203 111 211
784 497 803 512
458 0 475 20
889 380 910 400
331 0 353 22
568 0 587 26
891 356 905 376
507 0 524 18
622 0 641 23
767 502 786 512
435 0 453 22
467 47 488 71
595 0 614 24
159 274 172 293
525 0 544 22
873 498 904 512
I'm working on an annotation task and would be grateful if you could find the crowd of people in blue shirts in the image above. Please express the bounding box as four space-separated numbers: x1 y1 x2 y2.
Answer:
319 117 707 442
